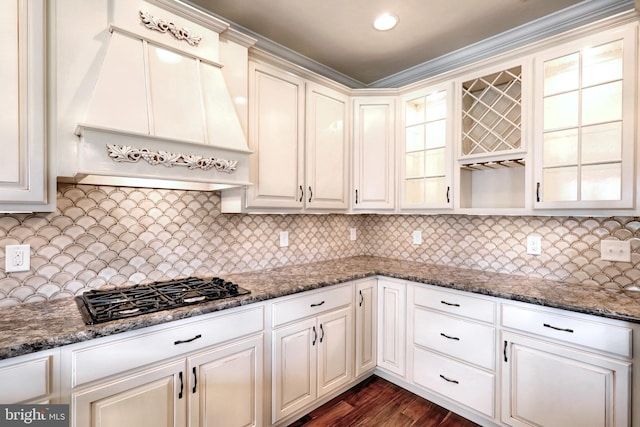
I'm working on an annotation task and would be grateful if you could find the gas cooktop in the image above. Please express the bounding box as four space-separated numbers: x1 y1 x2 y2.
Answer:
76 277 250 325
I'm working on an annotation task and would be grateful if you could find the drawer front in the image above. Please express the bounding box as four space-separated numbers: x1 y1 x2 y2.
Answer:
413 347 494 417
414 286 495 323
0 354 51 403
414 308 495 370
72 305 264 387
501 304 632 358
272 284 352 327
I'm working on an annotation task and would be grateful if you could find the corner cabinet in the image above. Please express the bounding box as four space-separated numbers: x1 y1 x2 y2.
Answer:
533 24 638 210
376 278 406 377
400 84 453 210
354 278 377 377
0 0 53 212
352 97 396 211
239 61 349 212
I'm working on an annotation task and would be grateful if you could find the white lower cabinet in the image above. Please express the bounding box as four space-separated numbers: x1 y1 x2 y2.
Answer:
501 304 632 427
409 284 497 419
355 278 377 377
65 306 265 427
271 284 353 424
0 349 59 404
377 278 406 377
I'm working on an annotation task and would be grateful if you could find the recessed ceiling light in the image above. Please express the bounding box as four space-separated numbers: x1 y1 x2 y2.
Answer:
373 13 398 31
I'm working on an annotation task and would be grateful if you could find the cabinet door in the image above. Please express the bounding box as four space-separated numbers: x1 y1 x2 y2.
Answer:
246 61 305 209
352 97 396 210
317 306 353 397
533 25 636 209
355 279 377 377
188 335 264 427
401 85 453 210
377 279 406 377
0 0 50 211
71 359 186 427
272 317 317 423
306 83 349 210
502 331 630 427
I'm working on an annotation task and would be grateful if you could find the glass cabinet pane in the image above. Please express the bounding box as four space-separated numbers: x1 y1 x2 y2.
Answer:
543 129 578 167
406 97 425 127
581 81 622 125
425 91 446 121
425 177 447 203
582 40 623 87
425 120 446 149
425 148 445 177
405 179 424 204
544 52 579 96
406 125 425 152
581 122 622 164
543 91 579 130
406 152 425 178
582 163 621 200
543 167 578 201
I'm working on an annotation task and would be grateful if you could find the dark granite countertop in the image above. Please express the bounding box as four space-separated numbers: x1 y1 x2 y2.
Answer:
1 255 640 360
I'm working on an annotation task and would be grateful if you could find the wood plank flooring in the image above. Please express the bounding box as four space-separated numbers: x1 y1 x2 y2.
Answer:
288 376 482 427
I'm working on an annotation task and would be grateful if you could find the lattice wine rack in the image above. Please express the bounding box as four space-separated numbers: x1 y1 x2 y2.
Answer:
461 66 522 158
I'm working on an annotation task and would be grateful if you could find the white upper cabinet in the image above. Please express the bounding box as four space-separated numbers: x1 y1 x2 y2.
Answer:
401 84 453 210
245 61 306 209
533 24 637 210
0 0 52 212
228 60 349 212
305 83 350 210
352 97 396 211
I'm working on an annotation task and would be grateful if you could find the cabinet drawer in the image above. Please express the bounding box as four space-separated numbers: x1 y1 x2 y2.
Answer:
72 305 264 387
0 353 52 403
414 308 495 370
501 304 631 358
414 286 495 323
413 347 494 417
272 284 352 327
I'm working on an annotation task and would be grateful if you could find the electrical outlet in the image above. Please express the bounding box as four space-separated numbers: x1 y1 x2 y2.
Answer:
350 228 357 241
412 230 422 245
279 231 289 248
601 240 630 262
526 235 542 255
5 244 30 273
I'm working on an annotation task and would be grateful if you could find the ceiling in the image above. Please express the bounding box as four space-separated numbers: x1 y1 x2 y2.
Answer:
187 0 634 87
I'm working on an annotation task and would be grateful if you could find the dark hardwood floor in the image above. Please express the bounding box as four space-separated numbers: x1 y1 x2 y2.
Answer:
288 376 482 427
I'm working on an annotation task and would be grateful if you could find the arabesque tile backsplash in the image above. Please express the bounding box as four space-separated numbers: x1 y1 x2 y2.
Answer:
0 184 639 306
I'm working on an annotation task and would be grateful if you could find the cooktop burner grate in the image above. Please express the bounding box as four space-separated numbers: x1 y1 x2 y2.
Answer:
76 277 250 325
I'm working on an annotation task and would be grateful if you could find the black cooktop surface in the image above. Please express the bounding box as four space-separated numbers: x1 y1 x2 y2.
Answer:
76 277 250 325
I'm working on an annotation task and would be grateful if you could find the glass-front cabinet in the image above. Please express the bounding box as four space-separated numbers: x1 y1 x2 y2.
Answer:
534 25 637 210
401 83 453 209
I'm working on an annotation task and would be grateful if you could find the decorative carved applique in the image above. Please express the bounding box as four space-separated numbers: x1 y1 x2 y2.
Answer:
139 10 202 46
107 144 238 173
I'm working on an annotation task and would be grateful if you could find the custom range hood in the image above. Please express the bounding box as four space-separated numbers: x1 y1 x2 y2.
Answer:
66 0 254 191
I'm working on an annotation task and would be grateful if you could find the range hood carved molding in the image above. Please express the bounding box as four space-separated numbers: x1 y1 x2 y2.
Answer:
57 0 254 191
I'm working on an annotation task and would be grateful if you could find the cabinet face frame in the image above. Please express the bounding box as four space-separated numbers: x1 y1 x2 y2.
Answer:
532 24 637 210
400 82 454 210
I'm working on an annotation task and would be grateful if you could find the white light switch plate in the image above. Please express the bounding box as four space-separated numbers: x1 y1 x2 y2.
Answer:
5 244 30 272
279 231 289 248
601 240 630 262
412 230 422 245
350 228 357 241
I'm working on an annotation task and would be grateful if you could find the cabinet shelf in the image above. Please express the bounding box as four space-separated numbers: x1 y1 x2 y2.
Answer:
460 158 524 171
